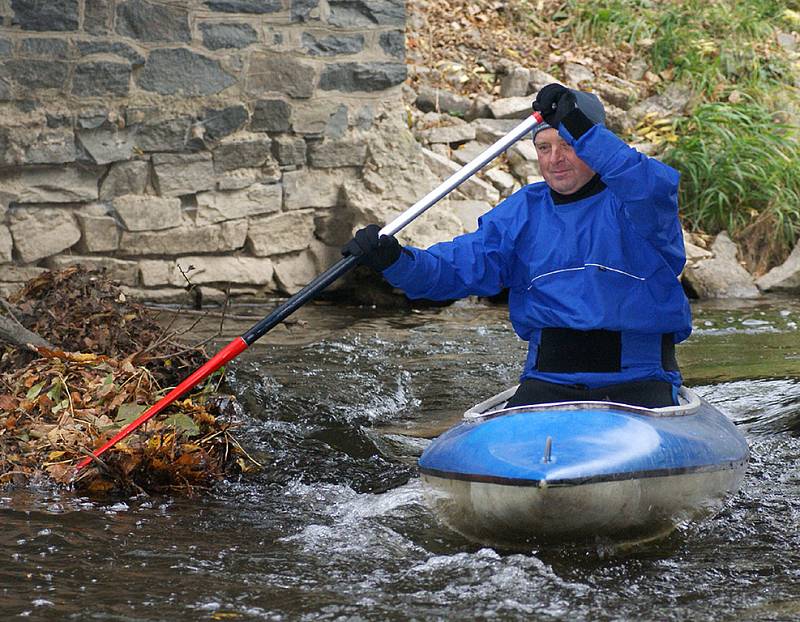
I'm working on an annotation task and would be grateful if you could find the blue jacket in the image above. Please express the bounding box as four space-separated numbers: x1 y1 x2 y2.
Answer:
383 122 692 389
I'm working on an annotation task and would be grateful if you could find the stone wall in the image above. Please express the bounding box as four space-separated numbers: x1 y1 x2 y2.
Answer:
0 0 407 304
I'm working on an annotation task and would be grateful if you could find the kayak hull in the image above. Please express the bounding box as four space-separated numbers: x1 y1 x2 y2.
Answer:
419 388 748 545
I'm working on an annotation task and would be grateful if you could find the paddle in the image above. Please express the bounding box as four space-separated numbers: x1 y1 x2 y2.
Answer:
74 112 543 472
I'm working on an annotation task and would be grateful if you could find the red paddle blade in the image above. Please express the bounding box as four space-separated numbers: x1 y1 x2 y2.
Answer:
75 337 249 471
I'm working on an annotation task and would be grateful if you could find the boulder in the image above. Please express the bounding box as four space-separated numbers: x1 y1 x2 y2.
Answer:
682 231 760 298
489 97 532 120
756 241 800 293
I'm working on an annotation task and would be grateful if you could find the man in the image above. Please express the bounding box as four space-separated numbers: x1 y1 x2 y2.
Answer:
343 84 692 408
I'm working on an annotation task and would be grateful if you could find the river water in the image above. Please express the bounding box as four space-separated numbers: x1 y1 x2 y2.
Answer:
2 295 800 621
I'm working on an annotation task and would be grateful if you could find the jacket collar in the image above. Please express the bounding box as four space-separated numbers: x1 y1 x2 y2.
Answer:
550 174 606 205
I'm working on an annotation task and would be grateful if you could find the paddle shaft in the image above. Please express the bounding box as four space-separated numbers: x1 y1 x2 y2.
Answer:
75 112 542 471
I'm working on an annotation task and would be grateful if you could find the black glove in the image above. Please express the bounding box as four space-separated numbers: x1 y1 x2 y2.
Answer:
342 224 402 272
533 83 577 128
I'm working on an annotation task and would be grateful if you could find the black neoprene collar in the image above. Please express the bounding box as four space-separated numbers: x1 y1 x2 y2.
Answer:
549 173 606 205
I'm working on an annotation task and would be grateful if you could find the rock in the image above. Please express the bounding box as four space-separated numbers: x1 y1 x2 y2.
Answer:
318 62 407 92
0 265 48 282
465 94 493 122
327 0 404 27
528 68 560 93
138 48 235 96
507 141 540 179
100 160 151 199
291 101 348 136
489 97 531 120
422 148 500 203
200 22 258 49
0 165 101 203
247 210 316 256
272 135 307 166
4 59 69 90
76 40 144 66
46 255 139 285
307 137 368 167
128 111 193 152
251 99 292 132
0 226 12 263
415 86 472 116
152 152 216 196
195 183 282 225
483 168 516 197
20 128 76 165
169 255 274 286
594 75 639 110
272 248 322 295
77 213 121 252
470 118 520 143
113 195 182 231
9 207 81 263
246 53 316 99
379 30 405 58
448 199 492 231
120 220 247 255
500 66 530 97
115 0 190 42
563 62 595 86
399 206 468 249
451 141 487 165
216 168 262 190
756 241 800 293
201 105 249 141
416 123 476 146
72 61 131 97
12 0 79 31
302 32 365 56
76 127 136 165
205 0 283 13
283 167 358 209
212 133 273 172
683 232 760 299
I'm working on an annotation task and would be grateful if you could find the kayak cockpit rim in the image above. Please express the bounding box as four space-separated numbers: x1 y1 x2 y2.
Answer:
463 386 702 421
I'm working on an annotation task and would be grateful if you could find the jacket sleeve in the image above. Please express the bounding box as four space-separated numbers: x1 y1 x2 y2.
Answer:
381 198 522 300
560 117 686 276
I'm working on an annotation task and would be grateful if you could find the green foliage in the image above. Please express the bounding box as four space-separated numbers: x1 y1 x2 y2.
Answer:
564 0 793 98
663 101 800 247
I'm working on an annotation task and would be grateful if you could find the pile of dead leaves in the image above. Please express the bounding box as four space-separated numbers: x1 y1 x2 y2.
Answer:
0 267 257 496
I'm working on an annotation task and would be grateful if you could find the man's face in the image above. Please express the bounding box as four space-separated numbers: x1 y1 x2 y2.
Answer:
533 129 596 195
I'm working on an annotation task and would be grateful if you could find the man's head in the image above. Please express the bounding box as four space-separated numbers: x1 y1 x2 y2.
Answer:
532 88 606 195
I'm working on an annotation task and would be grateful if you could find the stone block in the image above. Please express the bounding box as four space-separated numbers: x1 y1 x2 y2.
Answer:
0 265 47 282
4 59 68 90
76 127 136 165
9 207 81 263
422 148 499 203
448 199 492 232
11 0 78 31
756 242 800 293
212 133 273 172
319 62 406 92
247 209 315 255
138 259 172 286
272 135 306 166
500 66 530 97
22 128 76 165
113 195 182 231
314 209 352 246
0 225 11 263
327 0 404 26
470 118 519 143
251 99 292 132
200 22 258 50
170 255 274 286
72 61 131 97
489 97 532 120
205 0 283 13
302 32 365 56
152 152 216 196
484 168 516 196
291 101 348 136
0 165 100 203
77 42 144 67
77 213 121 253
451 141 486 166
138 48 235 96
246 53 316 99
47 255 139 285
216 168 263 190
0 39 12 57
416 124 476 146
84 0 114 35
100 160 151 199
196 183 282 225
201 105 249 141
272 248 320 295
379 30 404 59
292 0 319 22
415 86 472 116
115 0 190 42
283 168 358 209
120 220 247 256
129 113 193 152
307 138 367 167
20 38 69 57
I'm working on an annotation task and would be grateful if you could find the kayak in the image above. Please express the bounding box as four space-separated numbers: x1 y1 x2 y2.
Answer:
418 387 749 546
